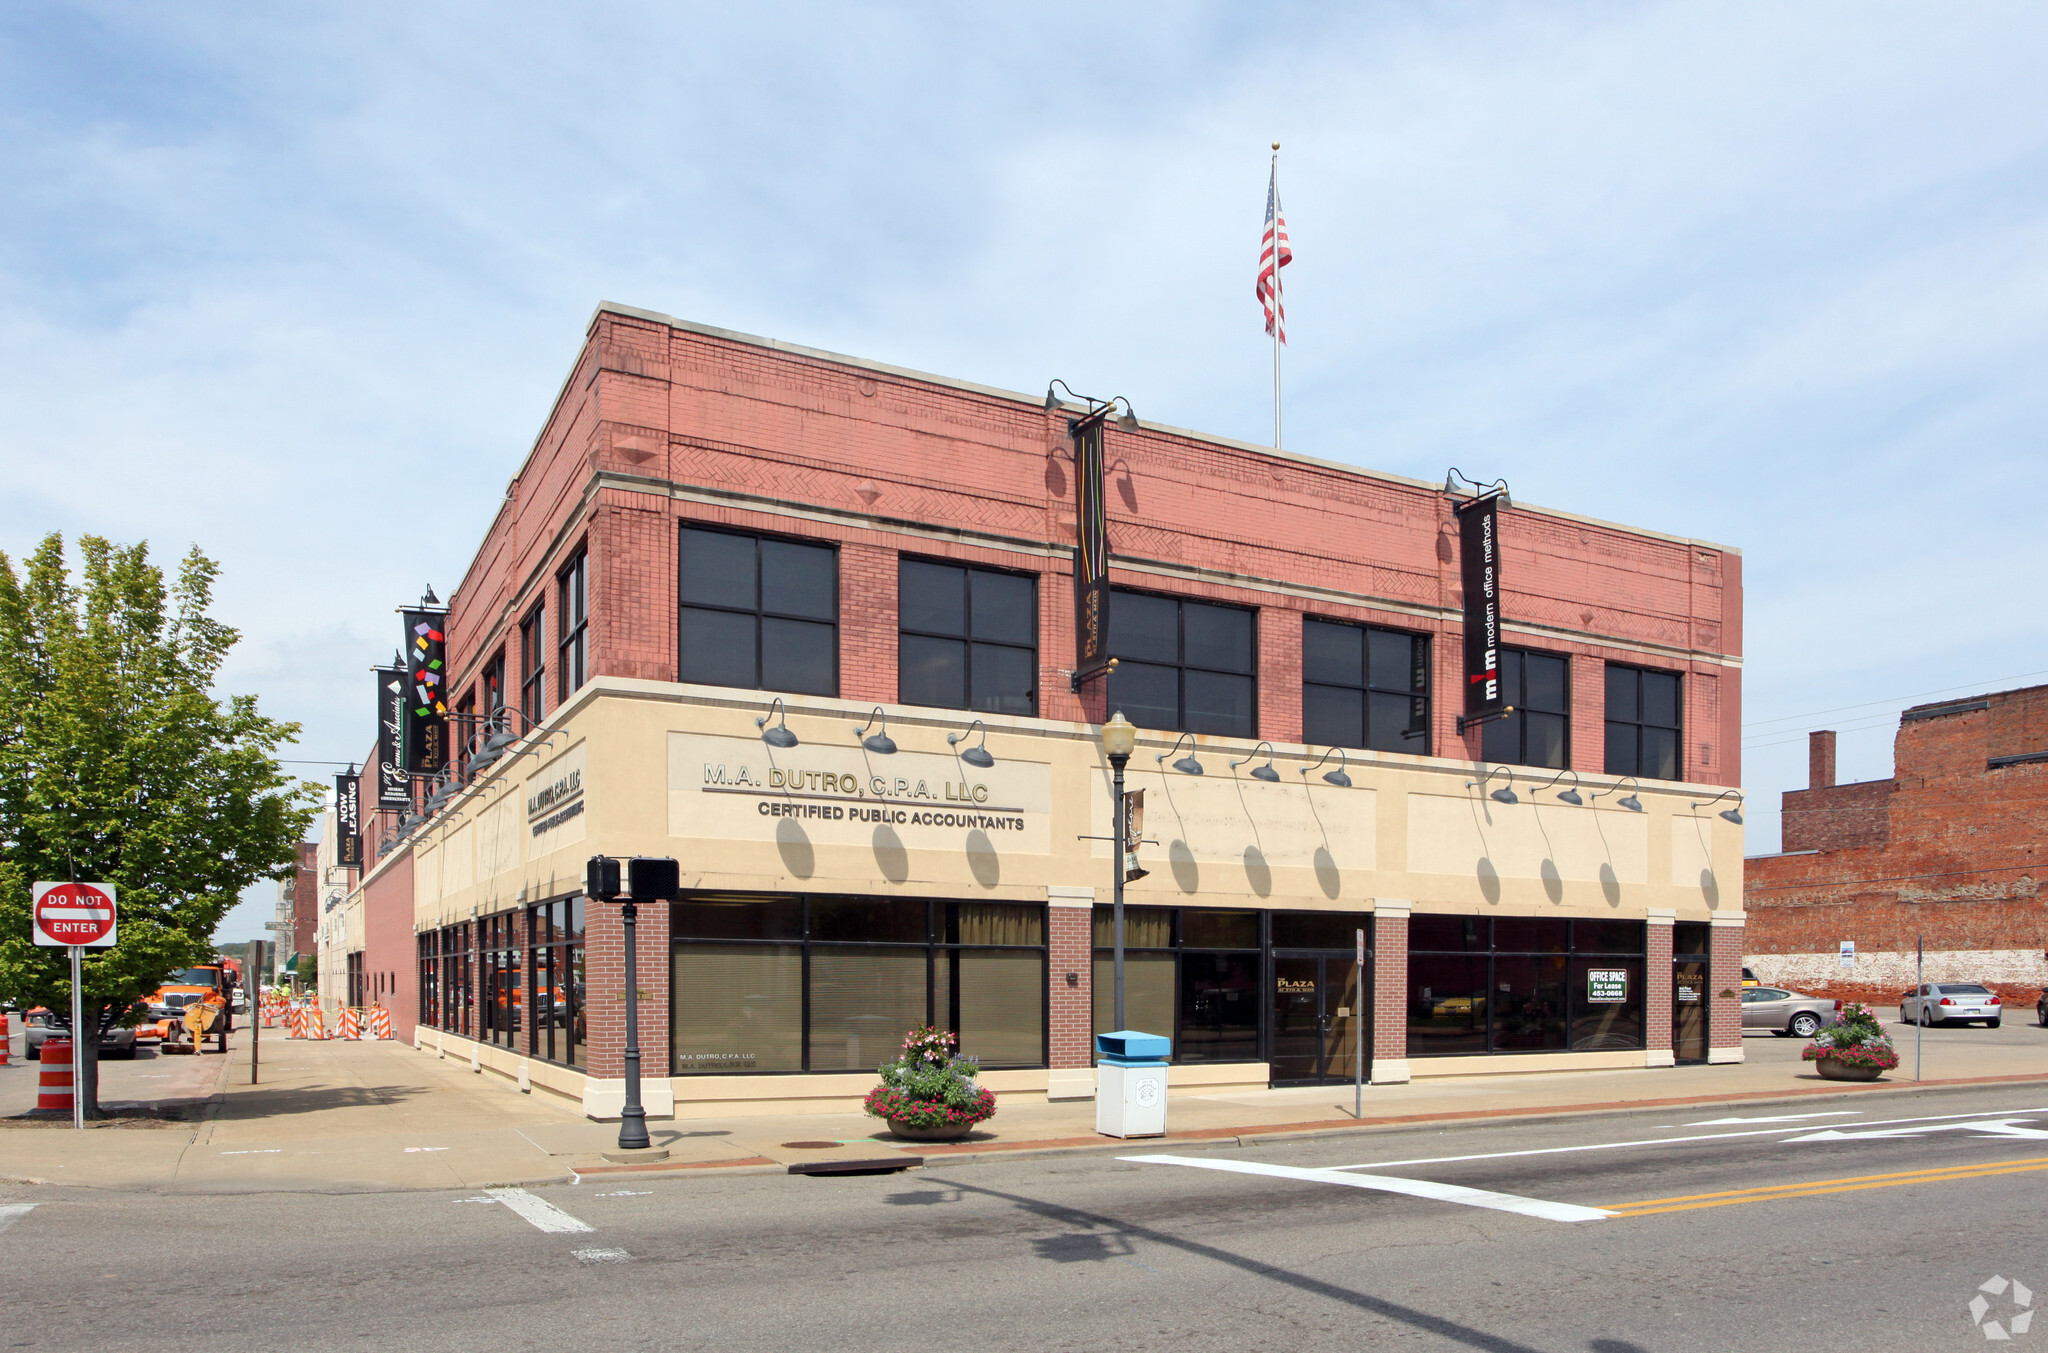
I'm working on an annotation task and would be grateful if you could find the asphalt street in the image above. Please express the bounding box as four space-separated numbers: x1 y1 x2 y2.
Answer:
6 1080 2046 1352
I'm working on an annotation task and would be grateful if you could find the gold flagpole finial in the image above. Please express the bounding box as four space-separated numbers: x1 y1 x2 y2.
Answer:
1272 141 1280 150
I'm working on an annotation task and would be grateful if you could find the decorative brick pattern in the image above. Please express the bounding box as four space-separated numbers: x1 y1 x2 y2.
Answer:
1372 912 1409 1074
582 900 672 1079
1048 908 1093 1069
1646 921 1674 1054
1709 922 1744 1055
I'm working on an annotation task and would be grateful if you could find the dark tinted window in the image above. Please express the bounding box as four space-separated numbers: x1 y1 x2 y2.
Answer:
1271 912 1372 949
1180 910 1258 949
898 559 1037 716
1105 590 1256 737
1409 915 1488 951
679 527 837 696
1302 619 1430 754
1605 664 1681 780
1480 648 1568 769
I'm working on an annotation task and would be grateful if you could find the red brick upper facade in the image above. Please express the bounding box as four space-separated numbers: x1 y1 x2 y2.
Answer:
417 303 1741 796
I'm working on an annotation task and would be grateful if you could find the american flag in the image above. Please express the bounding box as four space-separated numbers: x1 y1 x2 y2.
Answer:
1257 164 1292 341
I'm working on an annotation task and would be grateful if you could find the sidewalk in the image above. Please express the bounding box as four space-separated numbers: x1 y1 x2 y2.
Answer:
3 1024 2043 1192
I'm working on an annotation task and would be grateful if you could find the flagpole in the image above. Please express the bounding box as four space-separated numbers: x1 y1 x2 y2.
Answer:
1271 141 1282 451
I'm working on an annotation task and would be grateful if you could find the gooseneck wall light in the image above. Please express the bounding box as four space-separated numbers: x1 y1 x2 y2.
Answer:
947 719 995 768
755 697 799 749
1301 746 1353 788
1230 742 1281 782
1467 765 1518 804
1593 777 1645 812
854 707 897 755
1691 789 1744 824
1156 732 1204 776
1045 379 1141 432
1541 768 1584 806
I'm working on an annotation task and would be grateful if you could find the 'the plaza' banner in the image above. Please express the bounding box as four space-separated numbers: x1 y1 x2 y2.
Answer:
402 609 449 775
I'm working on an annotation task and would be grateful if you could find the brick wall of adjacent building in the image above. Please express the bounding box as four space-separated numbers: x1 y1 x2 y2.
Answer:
1646 921 1674 1056
1372 912 1409 1079
1747 688 2048 1007
582 902 672 1080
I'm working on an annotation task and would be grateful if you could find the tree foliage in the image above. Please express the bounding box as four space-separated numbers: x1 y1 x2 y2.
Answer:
0 534 316 1070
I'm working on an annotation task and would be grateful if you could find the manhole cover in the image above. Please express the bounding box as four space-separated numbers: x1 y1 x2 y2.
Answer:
782 1140 842 1150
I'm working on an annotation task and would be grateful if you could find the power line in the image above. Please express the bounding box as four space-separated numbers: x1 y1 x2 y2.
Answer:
1740 668 2048 732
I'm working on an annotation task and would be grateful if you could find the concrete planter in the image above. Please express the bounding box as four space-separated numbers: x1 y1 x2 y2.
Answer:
1813 1057 1884 1082
885 1117 977 1141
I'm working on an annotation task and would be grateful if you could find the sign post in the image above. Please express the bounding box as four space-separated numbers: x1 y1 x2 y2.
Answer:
1354 928 1366 1120
33 882 118 1130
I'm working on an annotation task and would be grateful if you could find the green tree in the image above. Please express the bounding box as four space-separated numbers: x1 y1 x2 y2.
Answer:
0 534 316 1115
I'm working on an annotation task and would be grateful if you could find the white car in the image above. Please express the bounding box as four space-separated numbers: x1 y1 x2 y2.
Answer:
1900 983 2002 1028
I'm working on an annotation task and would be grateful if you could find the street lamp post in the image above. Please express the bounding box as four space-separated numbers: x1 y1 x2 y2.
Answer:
1100 712 1138 1031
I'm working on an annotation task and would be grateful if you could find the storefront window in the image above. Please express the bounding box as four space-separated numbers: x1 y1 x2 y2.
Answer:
1408 917 1645 1057
669 894 1047 1074
525 896 584 1068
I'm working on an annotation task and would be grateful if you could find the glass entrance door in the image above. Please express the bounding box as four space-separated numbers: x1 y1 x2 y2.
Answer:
1271 953 1366 1084
1673 960 1708 1063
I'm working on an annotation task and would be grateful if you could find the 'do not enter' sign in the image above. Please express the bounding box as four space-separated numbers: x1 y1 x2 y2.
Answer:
32 881 118 948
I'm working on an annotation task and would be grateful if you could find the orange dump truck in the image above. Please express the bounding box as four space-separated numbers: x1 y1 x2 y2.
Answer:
146 964 234 1053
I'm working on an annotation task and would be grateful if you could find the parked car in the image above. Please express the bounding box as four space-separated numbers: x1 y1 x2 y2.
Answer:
1742 967 1760 988
1739 986 1839 1037
1900 983 2002 1028
22 1009 138 1060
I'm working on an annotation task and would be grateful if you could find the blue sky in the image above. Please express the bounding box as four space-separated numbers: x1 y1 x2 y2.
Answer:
3 4 2045 944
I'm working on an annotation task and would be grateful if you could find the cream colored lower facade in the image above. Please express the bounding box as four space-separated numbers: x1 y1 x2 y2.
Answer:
363 677 1745 1118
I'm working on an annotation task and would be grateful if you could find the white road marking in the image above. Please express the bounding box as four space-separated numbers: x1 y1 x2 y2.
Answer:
487 1187 595 1234
218 1150 283 1156
1788 1118 2048 1143
404 1147 450 1153
1122 1154 1610 1224
0 1205 36 1235
1684 1111 1862 1126
593 1190 651 1197
1329 1106 2048 1173
573 1247 632 1264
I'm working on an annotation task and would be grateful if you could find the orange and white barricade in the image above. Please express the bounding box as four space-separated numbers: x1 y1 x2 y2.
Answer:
37 1039 73 1113
303 1006 326 1040
369 1006 393 1040
337 1008 362 1040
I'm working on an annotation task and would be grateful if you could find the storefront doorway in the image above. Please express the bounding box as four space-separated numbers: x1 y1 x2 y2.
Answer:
1672 922 1710 1063
1271 952 1367 1085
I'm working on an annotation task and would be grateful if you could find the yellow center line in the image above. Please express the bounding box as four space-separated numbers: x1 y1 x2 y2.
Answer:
1601 1156 2048 1218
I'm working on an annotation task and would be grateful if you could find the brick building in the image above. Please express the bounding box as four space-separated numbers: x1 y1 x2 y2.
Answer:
1745 685 2048 1006
275 841 318 979
334 302 1746 1119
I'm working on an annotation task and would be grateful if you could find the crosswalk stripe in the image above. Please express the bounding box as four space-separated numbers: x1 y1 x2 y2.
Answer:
0 1205 35 1236
486 1187 594 1233
1122 1154 1611 1223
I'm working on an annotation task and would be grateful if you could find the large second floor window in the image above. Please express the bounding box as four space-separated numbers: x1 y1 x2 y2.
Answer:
557 550 588 703
1480 648 1568 769
898 558 1036 715
1107 590 1256 737
1605 663 1681 780
519 605 546 726
1302 619 1430 754
481 651 505 715
680 526 836 695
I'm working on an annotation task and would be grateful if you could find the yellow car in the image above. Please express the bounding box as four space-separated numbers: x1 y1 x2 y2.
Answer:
1431 995 1488 1019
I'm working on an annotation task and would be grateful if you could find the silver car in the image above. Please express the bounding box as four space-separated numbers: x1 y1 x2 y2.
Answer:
1740 986 1839 1038
22 1010 138 1060
1901 983 2003 1028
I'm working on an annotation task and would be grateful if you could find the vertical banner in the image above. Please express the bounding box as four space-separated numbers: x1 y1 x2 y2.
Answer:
1122 787 1148 882
1457 493 1506 721
402 610 449 774
1071 417 1111 685
375 667 410 806
335 771 363 867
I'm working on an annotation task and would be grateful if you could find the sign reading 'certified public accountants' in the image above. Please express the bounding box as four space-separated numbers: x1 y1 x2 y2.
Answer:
668 732 1050 857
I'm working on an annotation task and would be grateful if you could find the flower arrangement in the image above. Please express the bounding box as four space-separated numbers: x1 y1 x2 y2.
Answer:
862 1026 997 1132
1801 1002 1901 1071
